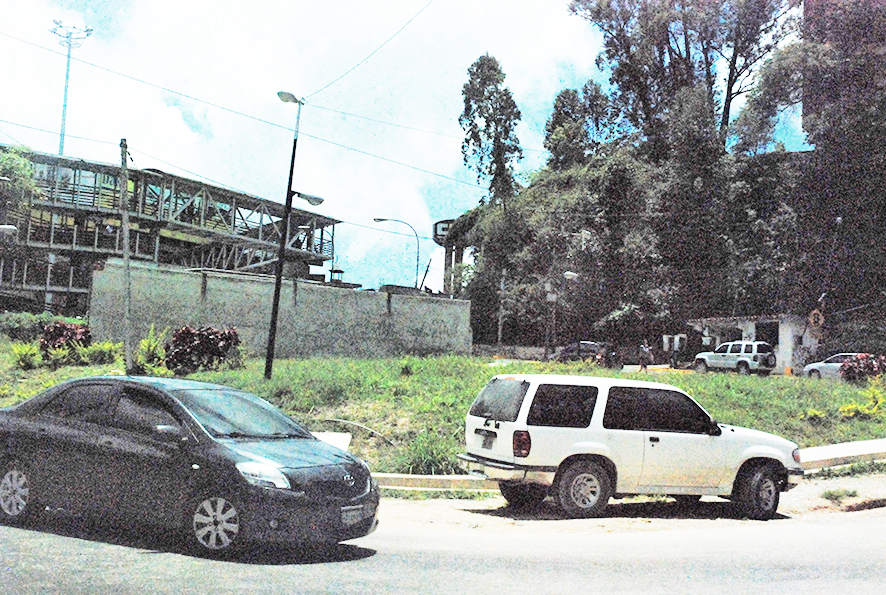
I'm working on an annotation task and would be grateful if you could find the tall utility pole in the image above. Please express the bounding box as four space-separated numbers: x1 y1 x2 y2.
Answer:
120 139 133 374
51 21 92 156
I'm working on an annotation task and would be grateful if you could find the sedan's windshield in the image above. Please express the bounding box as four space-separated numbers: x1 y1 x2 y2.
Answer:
173 388 312 439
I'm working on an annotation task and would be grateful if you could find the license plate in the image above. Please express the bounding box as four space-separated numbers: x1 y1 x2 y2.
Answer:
482 435 495 449
341 505 364 525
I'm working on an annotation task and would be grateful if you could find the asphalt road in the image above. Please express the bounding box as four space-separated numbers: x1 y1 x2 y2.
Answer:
2 498 886 595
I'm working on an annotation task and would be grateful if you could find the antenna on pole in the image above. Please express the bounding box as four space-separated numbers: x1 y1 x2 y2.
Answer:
50 20 93 156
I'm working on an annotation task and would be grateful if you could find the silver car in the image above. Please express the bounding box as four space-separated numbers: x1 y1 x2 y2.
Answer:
802 353 861 379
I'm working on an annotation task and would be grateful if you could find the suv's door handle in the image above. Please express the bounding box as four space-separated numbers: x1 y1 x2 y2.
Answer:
649 436 660 443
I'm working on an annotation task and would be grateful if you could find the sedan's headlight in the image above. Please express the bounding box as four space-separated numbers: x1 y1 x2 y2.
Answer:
236 461 291 489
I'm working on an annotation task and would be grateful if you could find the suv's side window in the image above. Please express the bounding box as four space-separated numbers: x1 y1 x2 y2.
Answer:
729 343 743 354
643 389 711 434
602 387 650 431
603 387 710 434
527 384 597 428
715 344 729 354
743 343 753 354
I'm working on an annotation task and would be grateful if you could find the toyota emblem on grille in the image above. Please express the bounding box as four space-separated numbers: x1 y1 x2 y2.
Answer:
343 473 355 487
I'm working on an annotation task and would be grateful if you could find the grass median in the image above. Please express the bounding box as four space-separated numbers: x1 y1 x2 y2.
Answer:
1 343 883 476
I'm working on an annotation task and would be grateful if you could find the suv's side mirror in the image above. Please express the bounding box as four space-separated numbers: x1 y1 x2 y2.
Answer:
709 420 722 436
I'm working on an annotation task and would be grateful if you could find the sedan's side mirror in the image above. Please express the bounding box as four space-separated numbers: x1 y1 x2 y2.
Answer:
709 420 722 436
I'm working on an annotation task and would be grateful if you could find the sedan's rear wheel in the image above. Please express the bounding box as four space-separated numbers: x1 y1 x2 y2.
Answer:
808 370 821 379
190 496 242 552
694 360 708 374
0 462 36 524
557 461 612 518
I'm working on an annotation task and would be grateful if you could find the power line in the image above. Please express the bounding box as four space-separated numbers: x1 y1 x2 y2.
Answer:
307 0 436 99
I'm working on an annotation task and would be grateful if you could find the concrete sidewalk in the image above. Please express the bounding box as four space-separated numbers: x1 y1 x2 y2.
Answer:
375 438 886 491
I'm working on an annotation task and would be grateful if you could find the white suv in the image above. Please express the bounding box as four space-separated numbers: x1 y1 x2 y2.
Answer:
693 341 776 375
457 374 803 520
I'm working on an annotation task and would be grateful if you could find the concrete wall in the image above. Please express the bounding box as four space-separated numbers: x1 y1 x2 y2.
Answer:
88 260 471 358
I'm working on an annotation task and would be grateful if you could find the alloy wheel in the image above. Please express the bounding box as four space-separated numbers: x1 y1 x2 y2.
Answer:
192 497 240 550
0 468 29 518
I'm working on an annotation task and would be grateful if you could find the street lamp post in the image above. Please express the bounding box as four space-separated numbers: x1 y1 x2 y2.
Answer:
51 21 92 156
264 91 305 380
374 218 420 289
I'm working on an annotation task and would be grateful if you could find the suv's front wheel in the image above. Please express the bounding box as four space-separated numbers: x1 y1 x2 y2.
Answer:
734 463 781 520
556 460 612 518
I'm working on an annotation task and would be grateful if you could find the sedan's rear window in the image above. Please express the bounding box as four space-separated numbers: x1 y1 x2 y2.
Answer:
468 378 529 422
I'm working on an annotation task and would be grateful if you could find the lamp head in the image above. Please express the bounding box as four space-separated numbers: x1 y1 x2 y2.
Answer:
278 91 304 104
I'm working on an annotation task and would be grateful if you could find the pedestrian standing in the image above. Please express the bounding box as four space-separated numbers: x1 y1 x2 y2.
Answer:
639 340 652 373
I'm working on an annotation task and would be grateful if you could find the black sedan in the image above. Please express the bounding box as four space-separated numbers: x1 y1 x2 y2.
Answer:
0 377 378 553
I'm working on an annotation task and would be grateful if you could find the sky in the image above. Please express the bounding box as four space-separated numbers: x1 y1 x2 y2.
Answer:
0 0 807 291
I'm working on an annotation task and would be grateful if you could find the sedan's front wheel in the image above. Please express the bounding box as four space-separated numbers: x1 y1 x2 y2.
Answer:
0 462 37 524
190 496 243 552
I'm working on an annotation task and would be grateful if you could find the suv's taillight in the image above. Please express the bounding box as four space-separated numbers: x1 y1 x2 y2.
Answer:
513 431 531 458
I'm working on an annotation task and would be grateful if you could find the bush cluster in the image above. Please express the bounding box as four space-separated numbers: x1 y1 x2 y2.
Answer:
39 321 92 355
164 326 241 375
840 353 886 383
0 311 67 342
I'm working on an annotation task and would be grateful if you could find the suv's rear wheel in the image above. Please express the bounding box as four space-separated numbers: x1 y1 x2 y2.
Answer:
499 482 547 509
557 461 612 518
737 362 750 375
735 463 781 520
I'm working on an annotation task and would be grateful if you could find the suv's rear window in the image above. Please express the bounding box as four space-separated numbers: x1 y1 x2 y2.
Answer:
468 378 530 422
756 343 773 353
527 384 598 428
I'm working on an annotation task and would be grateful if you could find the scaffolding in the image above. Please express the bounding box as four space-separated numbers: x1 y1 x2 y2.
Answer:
0 146 339 314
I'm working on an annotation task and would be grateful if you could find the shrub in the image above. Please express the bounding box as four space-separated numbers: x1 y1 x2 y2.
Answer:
39 321 91 357
11 342 42 370
839 376 885 420
164 325 241 375
132 325 169 374
45 346 70 370
0 312 56 342
73 341 121 366
840 353 886 383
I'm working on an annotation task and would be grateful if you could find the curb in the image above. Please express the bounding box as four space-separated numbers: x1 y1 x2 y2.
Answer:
375 440 886 491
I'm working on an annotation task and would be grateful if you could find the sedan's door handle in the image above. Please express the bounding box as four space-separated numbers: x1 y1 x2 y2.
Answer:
649 436 660 443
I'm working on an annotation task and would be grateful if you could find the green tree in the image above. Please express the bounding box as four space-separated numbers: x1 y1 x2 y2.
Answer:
0 145 38 221
732 0 886 315
544 81 614 171
568 0 795 157
459 54 523 210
